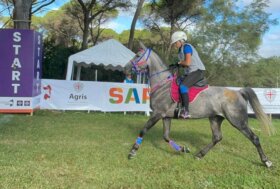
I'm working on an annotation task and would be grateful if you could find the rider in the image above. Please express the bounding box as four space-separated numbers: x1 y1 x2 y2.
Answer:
171 31 206 119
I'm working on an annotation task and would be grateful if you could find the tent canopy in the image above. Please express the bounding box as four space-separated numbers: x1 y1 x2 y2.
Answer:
66 39 135 80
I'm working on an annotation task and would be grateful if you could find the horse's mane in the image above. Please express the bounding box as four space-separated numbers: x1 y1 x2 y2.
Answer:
150 49 168 69
139 41 168 69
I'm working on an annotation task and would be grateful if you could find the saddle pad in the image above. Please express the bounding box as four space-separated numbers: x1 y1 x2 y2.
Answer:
171 77 208 103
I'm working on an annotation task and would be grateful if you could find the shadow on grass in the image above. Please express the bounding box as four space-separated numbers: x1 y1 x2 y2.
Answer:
221 148 266 167
123 119 212 156
123 121 268 167
150 130 210 153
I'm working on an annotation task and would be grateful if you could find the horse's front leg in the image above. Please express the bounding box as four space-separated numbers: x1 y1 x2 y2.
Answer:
128 114 162 159
163 118 190 153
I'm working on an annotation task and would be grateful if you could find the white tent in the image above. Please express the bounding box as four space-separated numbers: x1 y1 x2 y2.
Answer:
66 39 136 80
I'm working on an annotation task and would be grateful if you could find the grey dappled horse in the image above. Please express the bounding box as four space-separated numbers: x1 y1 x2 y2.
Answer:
126 43 274 167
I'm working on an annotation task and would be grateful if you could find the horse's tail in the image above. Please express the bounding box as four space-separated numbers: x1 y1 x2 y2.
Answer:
239 87 275 136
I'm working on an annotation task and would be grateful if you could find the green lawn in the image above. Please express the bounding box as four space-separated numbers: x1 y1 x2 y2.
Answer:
0 111 279 189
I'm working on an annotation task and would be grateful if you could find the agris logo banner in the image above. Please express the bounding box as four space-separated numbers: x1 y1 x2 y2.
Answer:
40 79 151 112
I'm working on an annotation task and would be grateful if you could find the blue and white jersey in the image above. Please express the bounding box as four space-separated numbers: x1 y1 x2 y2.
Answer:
178 43 205 75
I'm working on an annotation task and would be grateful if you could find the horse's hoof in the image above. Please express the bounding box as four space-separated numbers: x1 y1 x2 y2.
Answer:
128 151 136 160
265 160 272 168
181 146 190 153
195 152 203 160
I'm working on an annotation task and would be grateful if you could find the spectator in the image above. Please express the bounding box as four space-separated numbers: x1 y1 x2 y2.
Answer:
124 73 134 83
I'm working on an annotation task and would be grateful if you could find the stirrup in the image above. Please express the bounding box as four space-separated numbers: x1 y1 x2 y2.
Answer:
179 109 191 119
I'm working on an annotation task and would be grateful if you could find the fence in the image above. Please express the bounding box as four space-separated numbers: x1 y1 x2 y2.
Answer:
41 79 280 114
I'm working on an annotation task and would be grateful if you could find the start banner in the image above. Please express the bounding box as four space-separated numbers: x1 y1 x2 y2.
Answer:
0 29 42 113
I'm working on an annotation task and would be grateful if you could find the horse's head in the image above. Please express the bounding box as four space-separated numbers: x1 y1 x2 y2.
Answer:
124 42 152 75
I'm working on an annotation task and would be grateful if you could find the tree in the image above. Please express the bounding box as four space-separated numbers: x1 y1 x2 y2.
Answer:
13 0 55 29
73 0 131 50
41 9 81 47
192 0 278 65
141 0 204 57
0 0 55 29
0 0 12 27
43 40 79 79
128 0 145 50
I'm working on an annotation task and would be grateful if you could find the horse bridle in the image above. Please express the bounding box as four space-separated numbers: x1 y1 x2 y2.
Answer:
130 48 175 94
130 48 151 74
130 48 171 79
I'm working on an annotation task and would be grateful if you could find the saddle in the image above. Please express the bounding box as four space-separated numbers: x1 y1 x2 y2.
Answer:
171 75 208 103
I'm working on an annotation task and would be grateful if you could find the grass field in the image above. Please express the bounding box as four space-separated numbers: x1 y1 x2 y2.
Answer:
0 111 279 189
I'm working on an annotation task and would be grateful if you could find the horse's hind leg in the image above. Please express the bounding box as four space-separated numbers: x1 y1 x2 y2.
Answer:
232 124 272 167
225 110 272 167
195 116 224 159
128 114 162 159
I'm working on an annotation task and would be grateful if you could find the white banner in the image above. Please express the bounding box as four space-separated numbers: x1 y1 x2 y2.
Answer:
228 87 280 114
40 79 280 114
41 79 151 112
250 88 280 114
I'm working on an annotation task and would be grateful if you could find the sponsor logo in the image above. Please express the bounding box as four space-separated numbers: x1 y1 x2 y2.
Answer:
43 85 52 100
68 82 87 102
264 89 277 103
69 94 87 101
0 99 14 106
17 100 23 106
109 87 150 104
9 99 14 106
24 101 31 106
73 82 84 93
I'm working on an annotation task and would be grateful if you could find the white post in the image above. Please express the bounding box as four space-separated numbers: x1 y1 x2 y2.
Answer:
277 75 279 88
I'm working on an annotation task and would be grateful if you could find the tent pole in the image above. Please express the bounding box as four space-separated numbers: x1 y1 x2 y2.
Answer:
71 64 75 80
95 69 98 81
76 65 81 80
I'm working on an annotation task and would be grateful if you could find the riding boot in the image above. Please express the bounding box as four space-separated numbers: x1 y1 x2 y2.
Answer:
180 93 191 119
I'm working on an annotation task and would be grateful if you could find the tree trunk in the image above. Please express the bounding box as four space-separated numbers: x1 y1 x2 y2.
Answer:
166 21 175 58
13 0 32 29
128 0 145 50
81 18 90 50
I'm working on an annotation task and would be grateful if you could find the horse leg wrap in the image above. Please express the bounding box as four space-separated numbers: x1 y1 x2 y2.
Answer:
136 137 143 146
169 140 182 151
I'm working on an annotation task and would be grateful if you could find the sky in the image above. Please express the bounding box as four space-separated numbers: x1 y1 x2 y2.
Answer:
5 0 279 58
